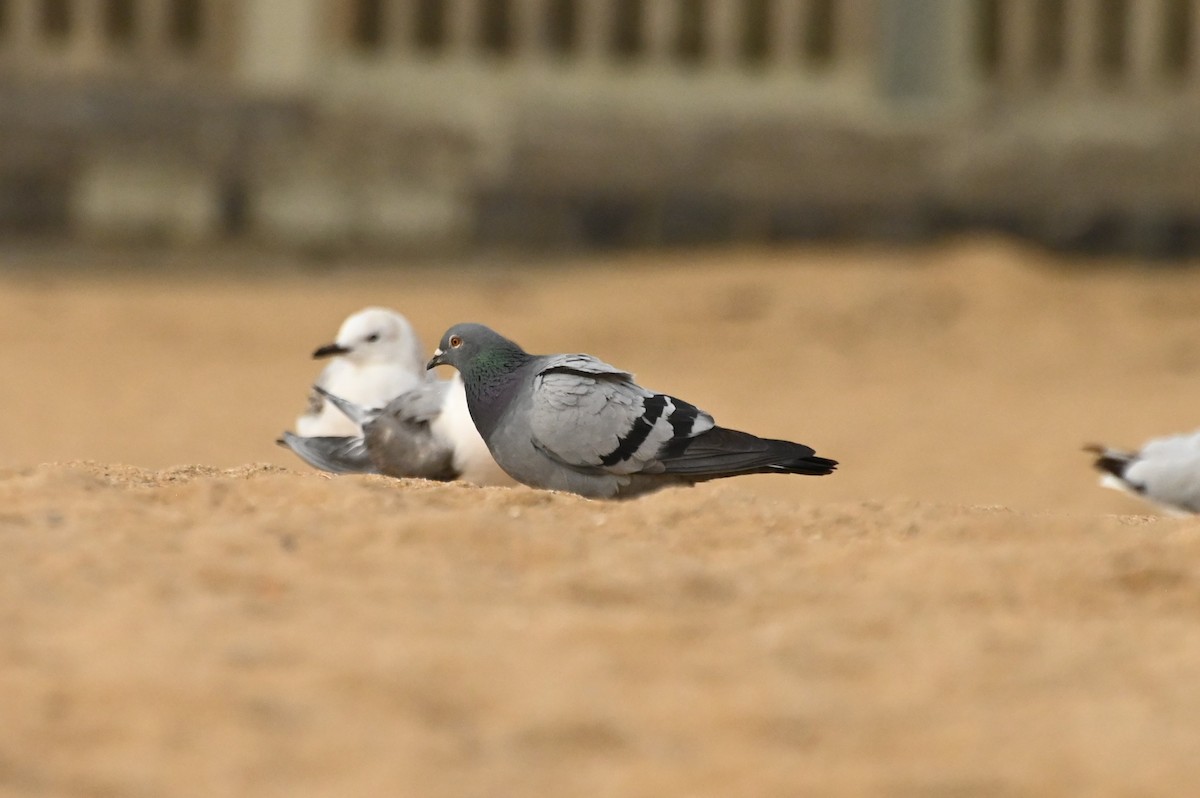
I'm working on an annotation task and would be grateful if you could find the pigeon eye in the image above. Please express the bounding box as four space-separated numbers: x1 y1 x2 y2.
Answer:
365 333 380 343
449 335 463 349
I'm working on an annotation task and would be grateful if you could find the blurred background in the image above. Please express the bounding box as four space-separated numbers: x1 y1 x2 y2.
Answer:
2 0 1200 254
3 0 1200 513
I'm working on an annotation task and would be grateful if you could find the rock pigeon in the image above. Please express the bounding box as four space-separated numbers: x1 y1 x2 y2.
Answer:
1085 432 1200 515
426 323 837 499
278 307 428 473
313 376 513 486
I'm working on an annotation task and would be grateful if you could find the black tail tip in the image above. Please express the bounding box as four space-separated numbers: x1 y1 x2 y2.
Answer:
1083 444 1134 479
811 456 839 475
782 455 838 475
1091 455 1129 479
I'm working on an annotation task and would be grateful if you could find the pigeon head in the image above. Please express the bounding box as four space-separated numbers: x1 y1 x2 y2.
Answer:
427 323 527 375
313 307 423 369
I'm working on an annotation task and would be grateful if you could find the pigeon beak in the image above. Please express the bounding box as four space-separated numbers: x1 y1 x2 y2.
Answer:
312 343 351 359
426 348 445 370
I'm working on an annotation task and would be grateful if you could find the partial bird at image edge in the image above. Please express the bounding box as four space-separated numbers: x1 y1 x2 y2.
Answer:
1084 434 1200 516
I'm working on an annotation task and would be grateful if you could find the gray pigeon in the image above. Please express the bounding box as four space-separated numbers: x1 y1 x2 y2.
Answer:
426 323 837 499
1086 432 1200 515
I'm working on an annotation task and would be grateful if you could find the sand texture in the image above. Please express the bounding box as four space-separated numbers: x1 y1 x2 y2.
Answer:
2 240 1200 796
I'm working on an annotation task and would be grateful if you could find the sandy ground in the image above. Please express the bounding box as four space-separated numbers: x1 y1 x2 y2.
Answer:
3 239 1200 796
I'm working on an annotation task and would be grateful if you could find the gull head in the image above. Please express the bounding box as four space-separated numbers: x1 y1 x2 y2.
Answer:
313 307 423 369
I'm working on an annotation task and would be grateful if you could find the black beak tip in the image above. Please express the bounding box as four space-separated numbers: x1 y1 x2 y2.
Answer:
312 343 350 359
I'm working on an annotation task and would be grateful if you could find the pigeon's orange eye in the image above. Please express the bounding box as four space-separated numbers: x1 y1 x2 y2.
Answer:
449 335 463 349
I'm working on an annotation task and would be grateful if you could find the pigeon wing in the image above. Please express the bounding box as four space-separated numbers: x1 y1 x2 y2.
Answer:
527 355 715 476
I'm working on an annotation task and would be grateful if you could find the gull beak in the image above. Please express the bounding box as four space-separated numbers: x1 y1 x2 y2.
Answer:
312 343 351 359
426 348 445 370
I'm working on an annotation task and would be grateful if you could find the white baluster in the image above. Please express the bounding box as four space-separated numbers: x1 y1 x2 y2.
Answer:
444 0 477 57
7 0 42 60
835 0 874 75
999 0 1039 86
70 0 105 67
387 0 418 53
643 0 677 63
511 0 544 59
577 0 612 61
707 0 739 65
1129 0 1167 89
1189 0 1200 82
137 0 169 60
771 0 804 69
1063 0 1100 88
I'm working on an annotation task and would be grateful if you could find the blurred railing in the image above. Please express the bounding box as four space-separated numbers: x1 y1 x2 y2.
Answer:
1 0 1200 253
0 1 1197 101
975 0 1198 94
327 0 860 76
0 0 237 81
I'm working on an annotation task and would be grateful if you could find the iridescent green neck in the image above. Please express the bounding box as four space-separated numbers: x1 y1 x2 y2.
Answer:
462 346 532 435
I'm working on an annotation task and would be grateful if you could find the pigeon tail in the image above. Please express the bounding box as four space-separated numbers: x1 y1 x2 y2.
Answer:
660 426 838 478
1083 443 1135 480
762 454 841 476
